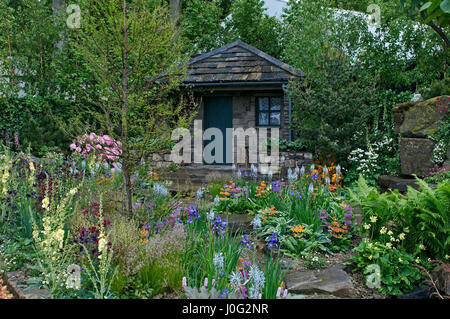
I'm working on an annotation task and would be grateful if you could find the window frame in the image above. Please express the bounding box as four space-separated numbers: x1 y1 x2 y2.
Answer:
256 96 282 127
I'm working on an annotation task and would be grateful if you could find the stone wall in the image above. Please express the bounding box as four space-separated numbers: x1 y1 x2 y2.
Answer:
393 95 449 176
148 151 313 169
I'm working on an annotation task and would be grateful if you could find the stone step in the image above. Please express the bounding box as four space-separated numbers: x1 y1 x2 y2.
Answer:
284 264 357 298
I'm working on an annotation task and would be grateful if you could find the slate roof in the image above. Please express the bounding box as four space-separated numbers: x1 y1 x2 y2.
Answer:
182 40 304 86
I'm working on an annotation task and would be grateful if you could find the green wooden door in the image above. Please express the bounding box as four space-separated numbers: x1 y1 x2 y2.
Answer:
204 96 233 165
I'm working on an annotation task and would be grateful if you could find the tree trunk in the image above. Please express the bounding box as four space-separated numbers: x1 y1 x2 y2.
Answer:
122 160 133 216
121 0 132 215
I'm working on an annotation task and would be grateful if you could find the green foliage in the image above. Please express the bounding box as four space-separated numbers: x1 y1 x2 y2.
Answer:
181 0 225 53
348 175 450 259
181 0 283 58
346 239 425 296
227 0 283 58
421 77 450 99
288 56 378 167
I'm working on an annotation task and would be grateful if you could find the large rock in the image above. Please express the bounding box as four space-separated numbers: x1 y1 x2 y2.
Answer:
399 137 435 176
285 265 356 298
393 96 449 138
378 175 420 192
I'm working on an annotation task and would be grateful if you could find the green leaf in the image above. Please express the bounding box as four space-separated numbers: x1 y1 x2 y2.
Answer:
441 0 450 13
420 2 433 12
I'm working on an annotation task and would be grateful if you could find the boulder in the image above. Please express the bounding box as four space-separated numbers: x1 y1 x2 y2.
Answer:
378 175 420 193
393 96 449 138
285 265 356 298
399 138 435 176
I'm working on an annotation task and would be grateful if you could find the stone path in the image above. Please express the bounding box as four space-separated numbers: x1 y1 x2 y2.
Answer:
284 264 356 298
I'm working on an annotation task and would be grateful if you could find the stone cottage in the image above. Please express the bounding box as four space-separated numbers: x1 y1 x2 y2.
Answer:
179 40 305 165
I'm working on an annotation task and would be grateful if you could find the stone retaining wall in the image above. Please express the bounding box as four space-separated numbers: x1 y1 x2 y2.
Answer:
147 150 313 169
393 95 449 177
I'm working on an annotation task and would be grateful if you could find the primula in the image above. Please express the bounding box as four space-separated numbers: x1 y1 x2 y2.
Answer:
290 225 306 238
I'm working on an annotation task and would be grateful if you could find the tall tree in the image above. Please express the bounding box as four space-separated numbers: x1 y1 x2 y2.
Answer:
66 0 195 214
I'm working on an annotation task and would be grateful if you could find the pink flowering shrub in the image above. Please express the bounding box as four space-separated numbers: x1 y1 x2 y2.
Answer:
70 132 122 163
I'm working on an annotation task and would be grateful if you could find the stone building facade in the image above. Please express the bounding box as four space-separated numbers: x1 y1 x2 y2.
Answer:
178 40 305 166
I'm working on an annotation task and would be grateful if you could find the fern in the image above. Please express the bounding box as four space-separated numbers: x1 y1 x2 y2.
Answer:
347 175 449 259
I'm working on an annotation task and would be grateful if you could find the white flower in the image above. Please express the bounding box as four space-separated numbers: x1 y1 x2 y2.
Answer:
98 235 107 254
380 226 387 234
399 233 405 240
207 210 215 222
369 216 377 223
42 197 50 210
386 242 392 249
387 230 393 236
213 253 224 271
252 216 262 230
363 223 371 230
308 183 314 194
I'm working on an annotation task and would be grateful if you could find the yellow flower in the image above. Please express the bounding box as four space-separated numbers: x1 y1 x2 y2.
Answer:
363 223 371 230
42 197 50 210
386 242 392 249
390 236 396 242
369 216 377 223
98 235 107 254
380 226 387 234
419 244 426 250
387 230 393 236
398 258 403 263
69 188 78 196
53 229 65 249
415 257 420 263
368 255 373 260
399 233 405 240
403 227 409 233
